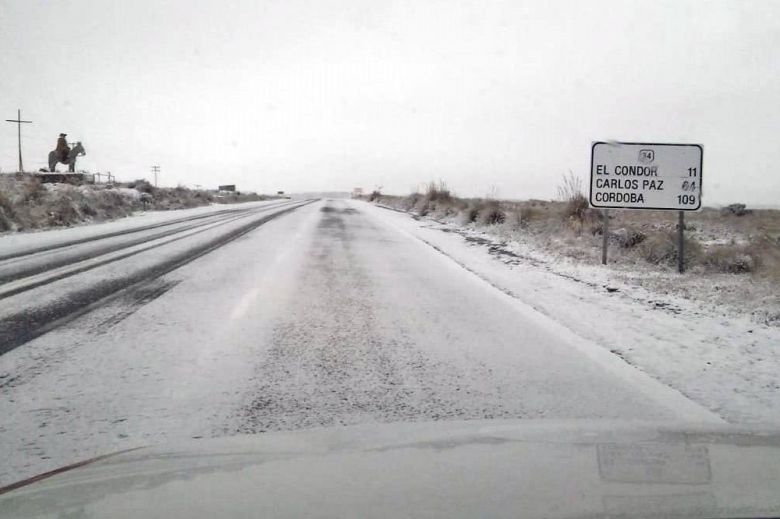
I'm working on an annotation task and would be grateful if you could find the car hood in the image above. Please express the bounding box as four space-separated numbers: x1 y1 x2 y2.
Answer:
2 420 780 518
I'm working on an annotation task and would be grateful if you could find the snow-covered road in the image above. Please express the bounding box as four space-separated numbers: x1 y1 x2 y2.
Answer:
0 199 308 353
0 199 721 486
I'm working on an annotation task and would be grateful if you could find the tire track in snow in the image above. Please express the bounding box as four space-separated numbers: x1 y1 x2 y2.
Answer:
0 202 301 300
0 202 290 262
0 201 314 356
0 200 296 284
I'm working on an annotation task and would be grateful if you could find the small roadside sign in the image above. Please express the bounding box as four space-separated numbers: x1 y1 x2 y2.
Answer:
590 142 703 211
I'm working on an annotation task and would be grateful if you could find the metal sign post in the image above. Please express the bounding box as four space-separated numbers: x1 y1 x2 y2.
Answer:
678 211 685 273
602 209 609 265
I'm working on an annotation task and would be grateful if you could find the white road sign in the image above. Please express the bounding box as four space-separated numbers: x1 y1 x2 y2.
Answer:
590 142 703 210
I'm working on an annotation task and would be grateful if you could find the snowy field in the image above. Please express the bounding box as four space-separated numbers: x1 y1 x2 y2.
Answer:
0 198 776 487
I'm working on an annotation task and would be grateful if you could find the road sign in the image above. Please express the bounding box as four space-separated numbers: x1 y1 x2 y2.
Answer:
590 142 703 211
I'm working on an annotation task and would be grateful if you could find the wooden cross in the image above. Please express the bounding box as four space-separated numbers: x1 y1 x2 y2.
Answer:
5 109 32 172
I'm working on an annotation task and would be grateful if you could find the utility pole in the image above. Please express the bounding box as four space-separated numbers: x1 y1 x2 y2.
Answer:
5 109 32 172
150 165 160 187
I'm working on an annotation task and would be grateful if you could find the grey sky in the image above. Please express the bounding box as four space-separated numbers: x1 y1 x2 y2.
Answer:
1 0 778 204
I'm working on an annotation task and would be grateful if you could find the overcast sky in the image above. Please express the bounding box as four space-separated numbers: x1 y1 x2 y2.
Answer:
1 0 778 204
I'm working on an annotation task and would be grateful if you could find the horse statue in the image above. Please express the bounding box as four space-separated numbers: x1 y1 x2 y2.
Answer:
48 142 86 172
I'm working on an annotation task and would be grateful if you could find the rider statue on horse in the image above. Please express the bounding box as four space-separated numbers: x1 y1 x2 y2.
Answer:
49 133 86 172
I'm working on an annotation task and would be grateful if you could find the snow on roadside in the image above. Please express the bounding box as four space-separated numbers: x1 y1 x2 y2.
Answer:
361 202 780 425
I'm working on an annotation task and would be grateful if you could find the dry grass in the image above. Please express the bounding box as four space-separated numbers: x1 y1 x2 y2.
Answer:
556 172 590 222
704 245 760 273
703 235 780 279
638 231 703 269
366 185 780 327
0 191 15 232
407 181 454 216
0 174 273 233
368 186 780 284
476 200 505 225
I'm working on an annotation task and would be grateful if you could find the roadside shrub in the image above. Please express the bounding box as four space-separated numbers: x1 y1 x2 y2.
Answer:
0 213 11 231
503 210 523 230
460 202 480 224
96 190 134 218
193 190 214 202
518 206 540 225
454 199 506 226
369 190 381 202
424 181 452 204
0 176 267 232
80 201 98 217
639 233 675 265
167 186 203 209
410 181 453 216
609 228 647 248
0 190 12 210
556 172 590 221
565 193 589 220
722 203 751 216
401 193 420 211
0 191 15 231
128 179 156 195
704 236 779 275
19 177 46 204
590 220 605 236
439 202 463 217
755 236 780 282
477 200 505 225
639 232 702 268
46 195 82 227
492 204 542 232
703 246 759 273
414 196 431 216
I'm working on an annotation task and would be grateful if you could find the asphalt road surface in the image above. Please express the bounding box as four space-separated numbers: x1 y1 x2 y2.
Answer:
0 198 719 485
